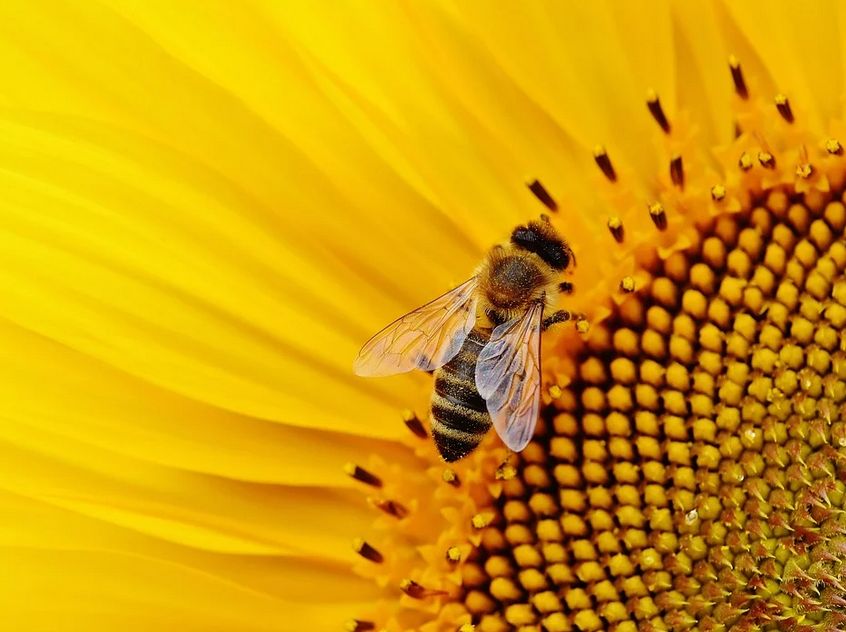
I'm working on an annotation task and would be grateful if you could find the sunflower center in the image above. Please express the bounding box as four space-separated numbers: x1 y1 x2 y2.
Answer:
457 193 846 631
347 58 846 632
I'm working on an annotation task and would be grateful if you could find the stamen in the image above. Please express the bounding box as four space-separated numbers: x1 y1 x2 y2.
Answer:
442 468 460 487
826 139 843 155
711 185 727 201
344 620 375 632
670 154 684 188
400 579 446 599
446 546 462 563
576 318 590 334
496 460 517 480
738 152 754 171
471 512 494 529
352 538 384 563
649 202 668 230
344 462 382 488
593 144 617 182
620 276 636 293
646 89 671 133
607 215 624 243
527 179 558 211
401 409 427 439
796 163 813 179
458 625 475 632
775 94 794 123
758 151 775 169
728 55 749 99
368 497 408 519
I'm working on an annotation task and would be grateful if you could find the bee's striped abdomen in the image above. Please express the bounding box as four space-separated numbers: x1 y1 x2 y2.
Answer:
431 329 492 462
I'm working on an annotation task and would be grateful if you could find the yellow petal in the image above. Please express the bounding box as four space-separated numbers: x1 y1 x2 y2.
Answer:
1 545 370 631
0 319 413 486
0 491 378 603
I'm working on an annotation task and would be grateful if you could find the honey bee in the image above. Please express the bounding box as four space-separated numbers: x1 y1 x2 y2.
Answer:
354 216 578 462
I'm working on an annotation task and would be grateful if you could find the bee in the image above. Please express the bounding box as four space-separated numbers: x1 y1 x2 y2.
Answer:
353 215 578 462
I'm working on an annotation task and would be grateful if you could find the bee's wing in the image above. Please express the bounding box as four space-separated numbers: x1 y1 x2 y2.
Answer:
353 277 478 377
475 301 543 452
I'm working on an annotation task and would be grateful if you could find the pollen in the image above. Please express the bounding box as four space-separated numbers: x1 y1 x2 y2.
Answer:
826 139 843 156
711 184 727 201
346 58 846 632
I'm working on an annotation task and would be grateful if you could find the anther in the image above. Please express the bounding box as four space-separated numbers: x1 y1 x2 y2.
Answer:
400 579 447 599
344 619 376 632
607 216 625 243
344 462 382 488
559 281 574 294
576 318 590 334
649 202 668 230
458 625 475 632
496 460 517 480
826 139 843 155
646 89 671 133
442 468 460 487
738 152 754 171
352 538 384 563
775 94 794 123
368 497 408 519
527 179 558 212
471 512 494 529
446 546 462 563
728 55 748 99
758 152 776 169
711 185 727 201
401 409 427 439
796 163 813 179
670 154 684 188
593 145 617 182
620 276 636 293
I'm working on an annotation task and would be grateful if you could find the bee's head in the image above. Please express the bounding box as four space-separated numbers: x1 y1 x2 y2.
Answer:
510 216 575 271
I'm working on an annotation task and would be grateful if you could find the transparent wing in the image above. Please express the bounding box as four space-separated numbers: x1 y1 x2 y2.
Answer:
353 277 478 377
475 302 543 452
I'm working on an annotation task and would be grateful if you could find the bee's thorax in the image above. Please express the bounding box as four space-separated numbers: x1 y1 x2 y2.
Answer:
477 246 560 325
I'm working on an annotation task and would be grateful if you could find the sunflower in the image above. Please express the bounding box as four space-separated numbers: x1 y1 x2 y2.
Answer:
2 1 846 631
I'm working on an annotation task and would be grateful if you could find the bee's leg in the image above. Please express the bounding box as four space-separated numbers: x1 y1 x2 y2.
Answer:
542 310 572 331
559 281 574 295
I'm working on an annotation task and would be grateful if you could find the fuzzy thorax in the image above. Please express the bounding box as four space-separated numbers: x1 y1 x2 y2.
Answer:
476 245 561 326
